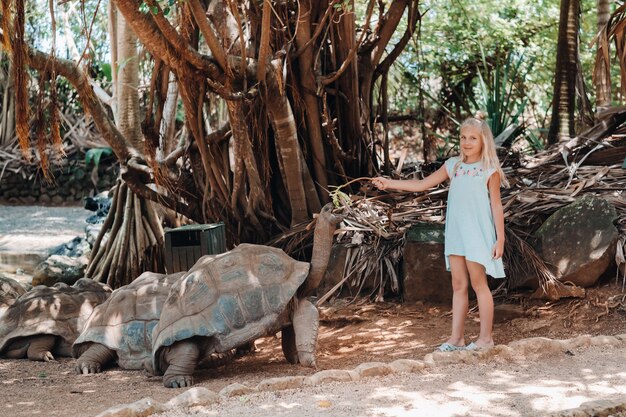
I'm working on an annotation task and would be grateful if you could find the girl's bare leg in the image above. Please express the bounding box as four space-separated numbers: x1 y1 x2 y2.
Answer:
446 255 469 347
466 260 494 347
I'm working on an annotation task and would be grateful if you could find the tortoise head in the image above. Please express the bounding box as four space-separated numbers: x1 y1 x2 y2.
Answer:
317 202 342 228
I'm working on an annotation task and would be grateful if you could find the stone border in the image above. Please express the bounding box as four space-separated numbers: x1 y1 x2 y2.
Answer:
0 162 118 205
94 334 626 417
545 399 626 417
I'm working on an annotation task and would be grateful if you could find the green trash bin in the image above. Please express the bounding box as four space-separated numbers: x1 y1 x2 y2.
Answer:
164 223 226 273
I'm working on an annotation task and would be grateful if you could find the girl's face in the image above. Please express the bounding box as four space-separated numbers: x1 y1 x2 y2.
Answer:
460 125 483 160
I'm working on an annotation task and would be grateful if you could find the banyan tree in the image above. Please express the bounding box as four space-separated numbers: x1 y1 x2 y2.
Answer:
0 0 420 286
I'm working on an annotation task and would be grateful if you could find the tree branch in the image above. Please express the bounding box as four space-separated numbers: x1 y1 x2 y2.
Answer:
256 0 272 84
0 29 198 220
187 0 232 76
161 124 231 167
113 0 223 78
122 160 200 222
368 0 411 67
294 0 340 58
374 0 420 81
321 1 375 86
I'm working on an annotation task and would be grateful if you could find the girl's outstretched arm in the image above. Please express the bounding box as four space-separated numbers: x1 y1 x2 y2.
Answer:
488 172 505 259
371 165 449 192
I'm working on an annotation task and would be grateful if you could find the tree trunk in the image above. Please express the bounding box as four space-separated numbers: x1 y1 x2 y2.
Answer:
87 9 166 288
595 0 612 113
334 6 366 178
116 12 141 146
86 181 165 288
160 71 179 158
294 0 329 202
0 56 15 146
548 0 580 144
265 61 311 226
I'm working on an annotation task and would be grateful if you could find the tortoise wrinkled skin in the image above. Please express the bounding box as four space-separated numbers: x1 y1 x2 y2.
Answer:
151 203 341 388
0 278 112 361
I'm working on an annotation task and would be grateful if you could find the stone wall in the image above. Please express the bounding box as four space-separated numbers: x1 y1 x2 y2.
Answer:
0 159 118 205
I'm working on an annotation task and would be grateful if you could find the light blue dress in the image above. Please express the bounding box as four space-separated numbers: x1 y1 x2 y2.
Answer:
444 157 506 278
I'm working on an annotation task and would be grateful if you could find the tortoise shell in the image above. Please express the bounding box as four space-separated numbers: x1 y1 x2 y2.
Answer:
0 277 27 317
151 244 309 373
73 271 184 369
0 278 111 355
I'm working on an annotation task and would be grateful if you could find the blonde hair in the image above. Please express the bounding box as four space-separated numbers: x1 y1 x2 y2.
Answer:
452 112 509 188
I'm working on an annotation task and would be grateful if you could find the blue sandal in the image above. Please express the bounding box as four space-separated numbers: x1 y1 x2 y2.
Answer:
437 342 465 352
465 342 494 351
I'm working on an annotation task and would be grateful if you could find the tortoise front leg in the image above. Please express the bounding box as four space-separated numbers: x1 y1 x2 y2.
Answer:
75 343 116 374
162 340 200 388
292 298 319 367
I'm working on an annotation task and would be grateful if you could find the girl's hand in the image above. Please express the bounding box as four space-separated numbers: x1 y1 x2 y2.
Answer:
492 240 504 260
371 177 389 190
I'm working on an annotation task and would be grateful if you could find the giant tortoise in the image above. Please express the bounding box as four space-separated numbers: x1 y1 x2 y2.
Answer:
150 203 341 388
72 271 242 374
0 278 111 361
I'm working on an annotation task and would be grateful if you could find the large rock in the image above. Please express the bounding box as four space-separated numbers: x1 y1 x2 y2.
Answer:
85 224 107 247
402 223 452 303
84 193 112 225
32 254 89 286
534 194 618 288
49 236 91 258
32 234 92 287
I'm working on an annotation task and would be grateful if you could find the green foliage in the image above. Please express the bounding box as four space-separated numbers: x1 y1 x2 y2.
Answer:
97 63 112 83
471 49 532 140
24 1 109 64
334 0 353 13
524 129 546 153
329 187 352 208
85 147 113 169
385 0 599 145
140 0 177 15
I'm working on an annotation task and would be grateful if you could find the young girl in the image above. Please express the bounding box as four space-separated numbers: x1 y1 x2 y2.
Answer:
371 113 508 351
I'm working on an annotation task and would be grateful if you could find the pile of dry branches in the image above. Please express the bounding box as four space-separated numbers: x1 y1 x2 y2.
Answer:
0 112 108 181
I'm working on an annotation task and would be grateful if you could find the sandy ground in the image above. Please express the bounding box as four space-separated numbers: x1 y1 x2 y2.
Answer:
1 206 625 416
0 205 86 252
0 284 625 417
0 205 87 275
153 345 626 417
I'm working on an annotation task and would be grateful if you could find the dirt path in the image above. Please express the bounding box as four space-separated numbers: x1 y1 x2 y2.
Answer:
0 284 625 417
154 344 626 417
0 205 86 251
